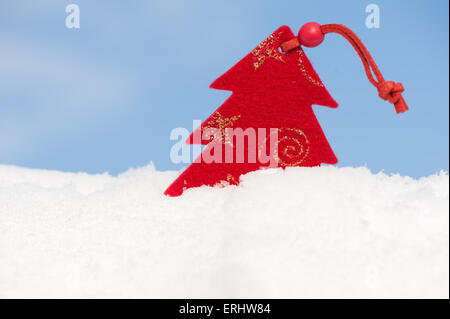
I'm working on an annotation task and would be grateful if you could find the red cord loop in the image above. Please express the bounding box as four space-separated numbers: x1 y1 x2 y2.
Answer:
280 24 409 113
320 24 408 113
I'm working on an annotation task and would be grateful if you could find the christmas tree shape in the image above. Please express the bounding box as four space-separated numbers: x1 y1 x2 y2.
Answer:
165 26 338 196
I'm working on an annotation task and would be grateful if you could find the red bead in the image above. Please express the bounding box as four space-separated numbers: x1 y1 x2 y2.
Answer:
298 22 324 48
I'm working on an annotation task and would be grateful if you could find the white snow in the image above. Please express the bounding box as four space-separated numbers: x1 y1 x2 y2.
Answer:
0 164 448 298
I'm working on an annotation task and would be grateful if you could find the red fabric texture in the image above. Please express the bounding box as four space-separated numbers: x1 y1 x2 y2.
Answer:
164 26 338 196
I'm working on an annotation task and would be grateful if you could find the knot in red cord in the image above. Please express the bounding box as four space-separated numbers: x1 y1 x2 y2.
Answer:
319 24 409 114
376 81 408 113
377 81 403 104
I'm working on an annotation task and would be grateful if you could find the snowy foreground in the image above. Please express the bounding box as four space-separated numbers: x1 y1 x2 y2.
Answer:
0 164 448 298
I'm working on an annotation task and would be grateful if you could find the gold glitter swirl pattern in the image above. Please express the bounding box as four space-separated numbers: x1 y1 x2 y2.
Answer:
276 128 310 166
201 112 241 146
251 33 285 70
297 49 324 88
259 128 310 167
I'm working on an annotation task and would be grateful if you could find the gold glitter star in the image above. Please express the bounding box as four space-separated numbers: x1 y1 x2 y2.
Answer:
226 174 238 185
202 112 241 146
251 33 285 70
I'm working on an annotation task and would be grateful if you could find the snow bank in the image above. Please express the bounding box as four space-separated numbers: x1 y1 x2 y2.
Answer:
0 164 448 298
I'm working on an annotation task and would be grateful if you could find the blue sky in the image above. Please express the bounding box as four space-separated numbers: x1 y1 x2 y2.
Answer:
0 0 448 177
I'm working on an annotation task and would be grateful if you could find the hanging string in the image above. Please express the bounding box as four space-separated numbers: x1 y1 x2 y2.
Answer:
281 24 408 113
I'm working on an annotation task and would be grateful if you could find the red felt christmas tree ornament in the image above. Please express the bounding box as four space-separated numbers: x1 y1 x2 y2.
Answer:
164 23 408 197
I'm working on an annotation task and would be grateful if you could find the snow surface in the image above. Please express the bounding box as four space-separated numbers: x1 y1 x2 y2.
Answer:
0 164 448 298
